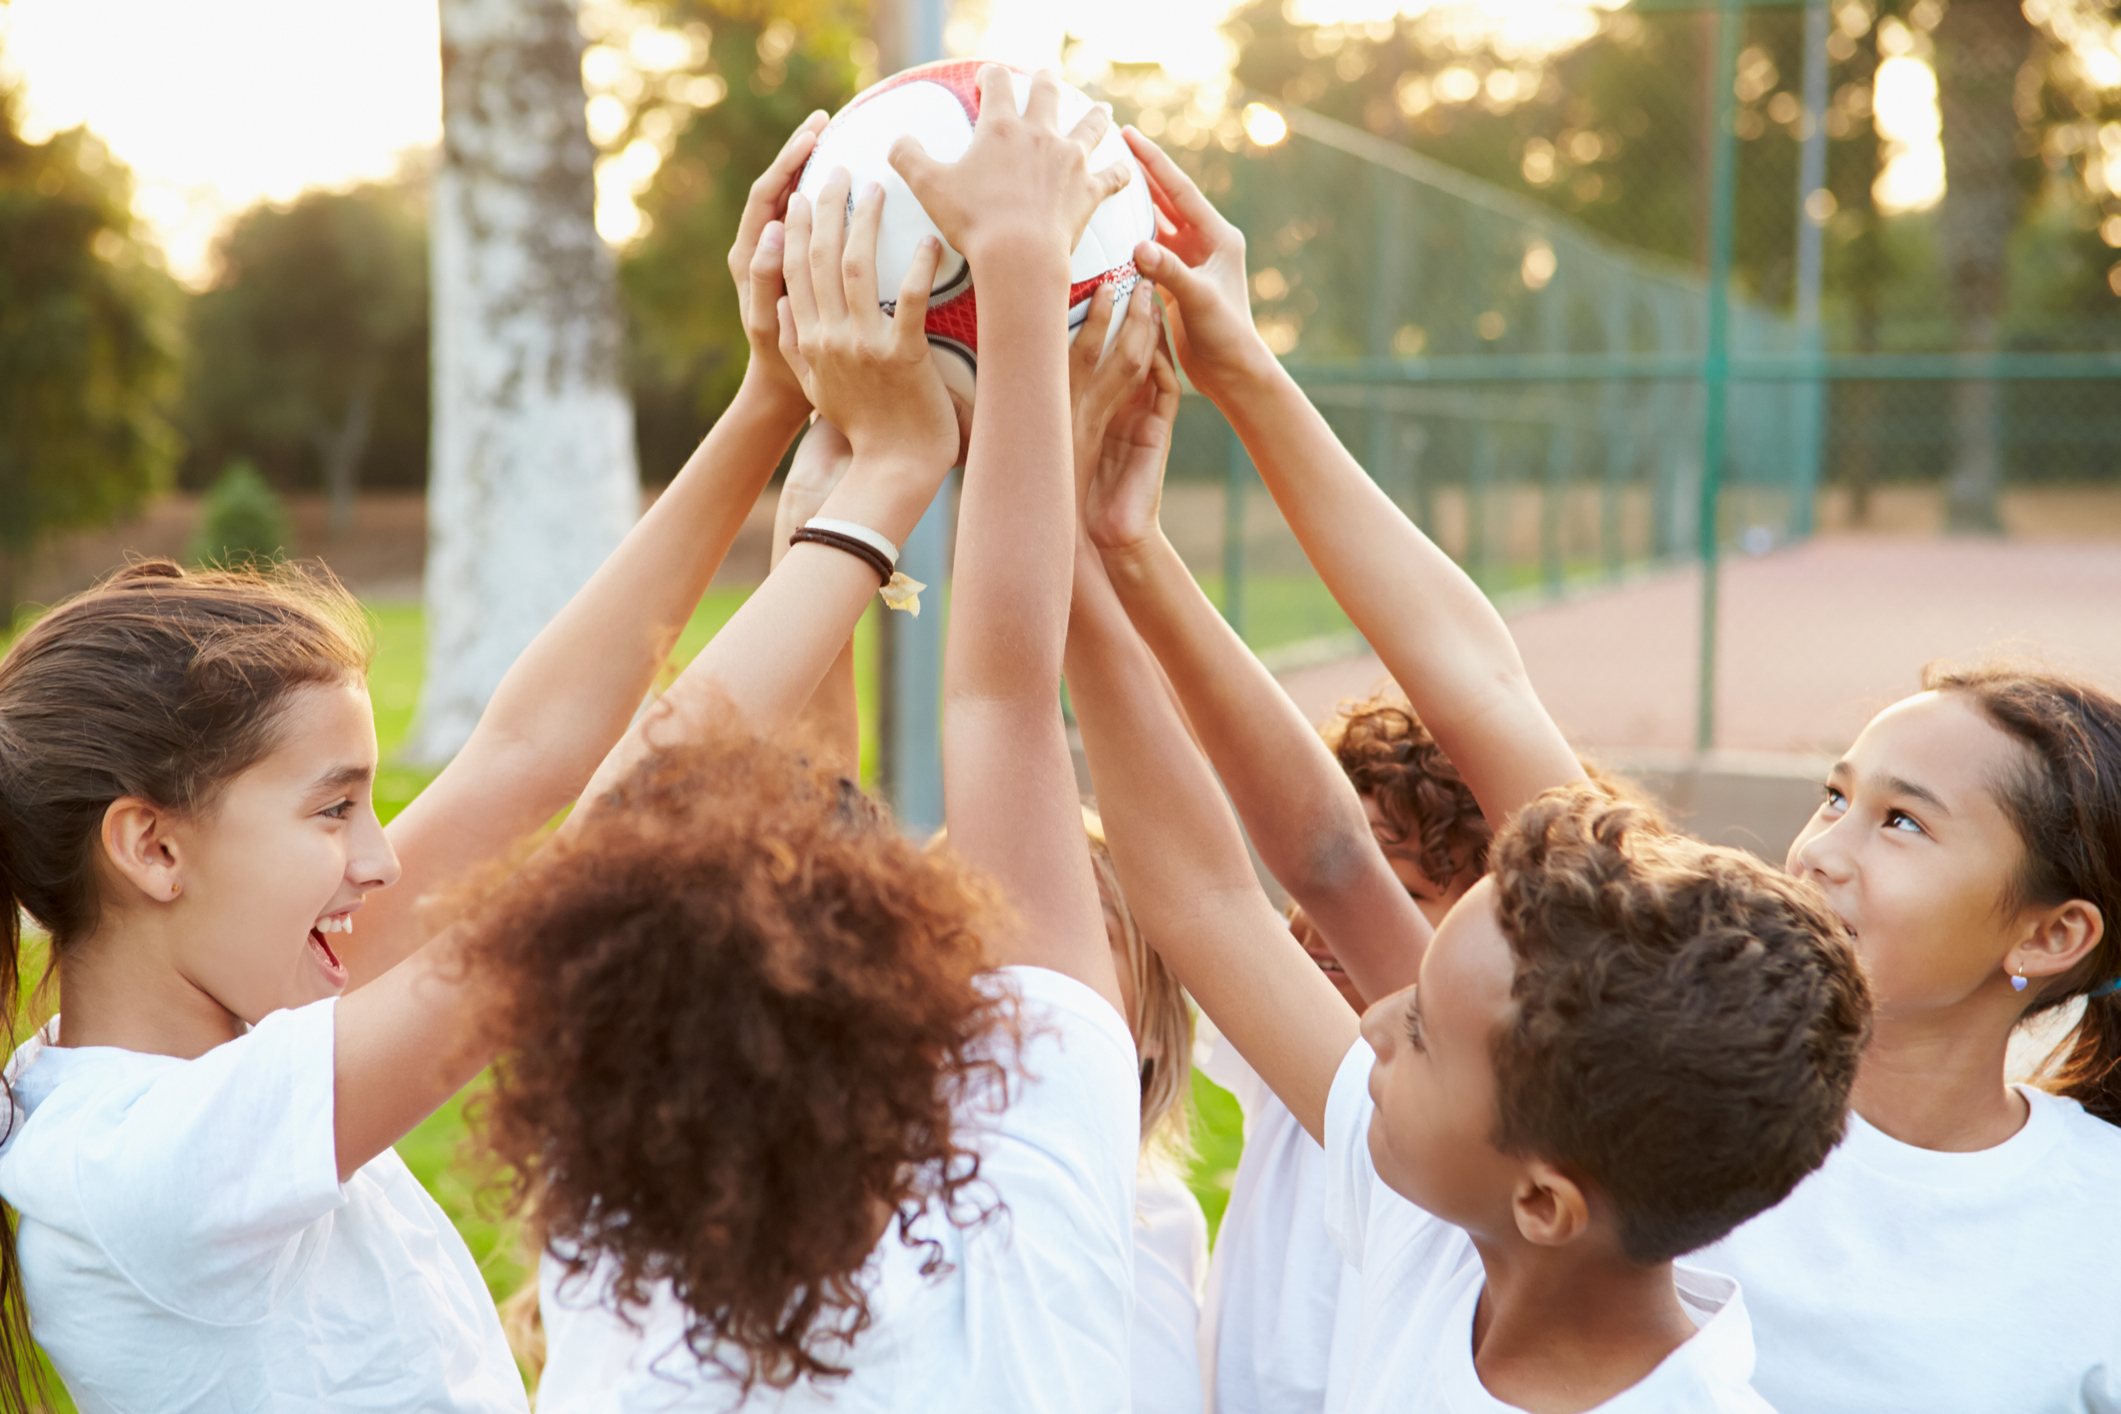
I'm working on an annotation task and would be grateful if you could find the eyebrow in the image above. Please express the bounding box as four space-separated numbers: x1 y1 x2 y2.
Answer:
1832 760 1952 817
309 764 375 795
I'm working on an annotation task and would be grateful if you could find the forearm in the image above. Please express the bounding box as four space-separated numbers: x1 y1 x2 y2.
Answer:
465 380 806 800
1214 362 1583 820
1065 542 1355 1139
1102 532 1429 999
576 541 880 807
947 249 1075 705
771 478 862 774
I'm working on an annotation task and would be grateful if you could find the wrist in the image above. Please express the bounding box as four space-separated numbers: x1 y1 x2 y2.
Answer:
735 361 812 427
817 457 945 546
1095 528 1170 583
960 236 1071 288
1198 337 1284 404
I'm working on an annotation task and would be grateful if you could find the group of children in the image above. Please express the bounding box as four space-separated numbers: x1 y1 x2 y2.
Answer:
0 66 2117 1414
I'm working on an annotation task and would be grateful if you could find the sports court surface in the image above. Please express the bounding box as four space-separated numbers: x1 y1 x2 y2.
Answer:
1277 535 2121 761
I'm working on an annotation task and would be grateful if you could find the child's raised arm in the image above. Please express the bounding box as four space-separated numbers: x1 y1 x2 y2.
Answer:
1072 311 1431 1005
892 67 1131 1011
355 115 829 986
1064 529 1355 1140
766 417 861 772
1121 127 1584 829
329 173 959 1180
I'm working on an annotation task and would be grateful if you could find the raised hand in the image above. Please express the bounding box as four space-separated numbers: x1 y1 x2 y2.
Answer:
731 112 829 418
778 167 958 479
1122 126 1272 402
890 66 1132 269
1084 343 1180 560
1067 279 1163 509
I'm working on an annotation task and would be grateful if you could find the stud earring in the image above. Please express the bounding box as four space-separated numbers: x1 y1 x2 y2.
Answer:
2011 964 2028 993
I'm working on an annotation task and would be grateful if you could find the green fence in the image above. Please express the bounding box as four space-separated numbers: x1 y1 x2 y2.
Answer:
1122 0 2121 747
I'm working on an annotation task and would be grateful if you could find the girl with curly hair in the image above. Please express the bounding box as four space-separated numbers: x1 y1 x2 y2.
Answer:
0 116 869 1412
479 68 1155 1412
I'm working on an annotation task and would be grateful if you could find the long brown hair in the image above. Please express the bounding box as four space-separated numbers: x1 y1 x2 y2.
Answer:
1081 808 1193 1161
1925 662 2121 1125
0 559 369 1411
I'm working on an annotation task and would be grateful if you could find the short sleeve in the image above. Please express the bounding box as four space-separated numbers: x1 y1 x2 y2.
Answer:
1320 1038 1379 1269
74 998 347 1322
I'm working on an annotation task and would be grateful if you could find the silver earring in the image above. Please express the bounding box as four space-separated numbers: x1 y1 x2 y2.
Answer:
2011 965 2028 993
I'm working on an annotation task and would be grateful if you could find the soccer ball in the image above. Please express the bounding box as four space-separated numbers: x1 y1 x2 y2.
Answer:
794 59 1156 373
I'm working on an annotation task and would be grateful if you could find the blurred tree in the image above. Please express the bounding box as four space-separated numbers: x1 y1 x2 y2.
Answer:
183 178 429 534
1210 0 1895 304
0 79 177 623
596 0 868 478
1934 0 2039 531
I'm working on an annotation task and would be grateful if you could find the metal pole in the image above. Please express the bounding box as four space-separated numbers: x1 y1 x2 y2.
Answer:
1791 0 1830 538
876 0 948 830
1696 0 1743 753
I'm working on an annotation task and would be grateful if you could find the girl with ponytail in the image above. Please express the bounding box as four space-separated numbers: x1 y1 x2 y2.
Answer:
0 119 887 1413
1692 660 2121 1412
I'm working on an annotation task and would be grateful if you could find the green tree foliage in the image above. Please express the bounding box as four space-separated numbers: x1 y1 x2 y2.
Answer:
189 458 291 568
0 79 178 623
604 0 867 478
182 177 429 526
1211 0 1893 306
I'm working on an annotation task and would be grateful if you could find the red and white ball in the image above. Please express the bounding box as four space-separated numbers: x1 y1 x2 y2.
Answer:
795 60 1156 373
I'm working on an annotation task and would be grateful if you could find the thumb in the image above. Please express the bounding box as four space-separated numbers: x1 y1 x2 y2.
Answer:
887 134 942 201
1133 240 1216 310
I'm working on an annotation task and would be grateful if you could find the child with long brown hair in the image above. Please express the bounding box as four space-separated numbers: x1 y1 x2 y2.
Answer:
1125 122 2121 1410
464 66 1153 1411
0 116 891 1412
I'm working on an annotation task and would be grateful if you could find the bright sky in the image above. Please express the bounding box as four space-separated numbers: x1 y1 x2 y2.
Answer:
1 0 1951 285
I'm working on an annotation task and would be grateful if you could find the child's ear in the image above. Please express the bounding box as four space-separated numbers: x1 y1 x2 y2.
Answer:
1511 1160 1590 1248
100 796 185 905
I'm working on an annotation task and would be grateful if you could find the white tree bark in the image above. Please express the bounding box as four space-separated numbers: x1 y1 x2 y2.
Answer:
410 0 638 764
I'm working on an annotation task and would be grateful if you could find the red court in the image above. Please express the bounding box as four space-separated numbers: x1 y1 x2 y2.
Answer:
1278 535 2121 760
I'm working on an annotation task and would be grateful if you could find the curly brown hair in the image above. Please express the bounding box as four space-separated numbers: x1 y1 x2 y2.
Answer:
1323 693 1491 891
1489 785 1873 1265
464 730 1015 1393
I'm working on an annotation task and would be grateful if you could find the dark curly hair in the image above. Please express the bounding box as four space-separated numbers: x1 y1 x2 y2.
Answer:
465 730 1015 1393
1488 785 1873 1265
1324 693 1491 891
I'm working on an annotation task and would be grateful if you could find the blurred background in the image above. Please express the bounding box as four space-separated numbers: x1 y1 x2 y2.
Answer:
7 0 2121 1397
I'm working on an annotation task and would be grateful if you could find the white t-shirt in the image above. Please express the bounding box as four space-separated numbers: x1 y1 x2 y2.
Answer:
1132 1158 1208 1414
1195 1023 1362 1414
1322 1040 1775 1414
534 965 1140 1413
1697 1084 2121 1413
0 999 526 1414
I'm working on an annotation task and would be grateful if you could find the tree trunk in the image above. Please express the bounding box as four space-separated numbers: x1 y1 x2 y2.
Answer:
317 373 377 542
410 0 640 763
1935 0 2032 534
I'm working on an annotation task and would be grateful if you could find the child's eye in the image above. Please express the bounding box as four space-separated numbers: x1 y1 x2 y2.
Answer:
1821 785 1847 813
1403 1001 1425 1052
320 800 355 821
1885 808 1926 835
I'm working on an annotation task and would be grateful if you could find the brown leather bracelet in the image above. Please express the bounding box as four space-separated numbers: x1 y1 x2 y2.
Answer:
789 527 893 586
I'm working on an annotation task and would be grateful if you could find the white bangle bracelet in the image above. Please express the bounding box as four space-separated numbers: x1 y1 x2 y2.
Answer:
802 517 900 568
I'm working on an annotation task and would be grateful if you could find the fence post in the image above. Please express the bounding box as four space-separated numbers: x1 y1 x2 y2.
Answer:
1696 0 1744 753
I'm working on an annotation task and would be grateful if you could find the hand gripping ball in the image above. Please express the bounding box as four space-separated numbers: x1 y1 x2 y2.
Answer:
794 60 1157 376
